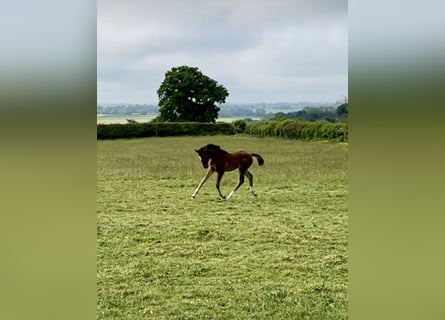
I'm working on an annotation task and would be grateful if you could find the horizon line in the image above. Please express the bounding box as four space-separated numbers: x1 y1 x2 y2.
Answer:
97 100 343 105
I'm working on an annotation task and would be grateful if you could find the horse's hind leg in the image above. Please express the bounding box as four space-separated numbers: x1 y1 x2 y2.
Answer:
227 169 245 200
245 170 257 196
216 171 226 199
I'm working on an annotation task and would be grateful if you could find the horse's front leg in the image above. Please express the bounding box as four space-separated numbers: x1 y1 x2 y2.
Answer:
191 168 214 199
216 171 226 199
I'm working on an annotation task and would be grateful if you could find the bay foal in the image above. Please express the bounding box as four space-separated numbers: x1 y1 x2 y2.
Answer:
191 144 264 199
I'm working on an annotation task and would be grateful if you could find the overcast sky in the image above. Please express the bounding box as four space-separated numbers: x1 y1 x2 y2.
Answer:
98 0 347 104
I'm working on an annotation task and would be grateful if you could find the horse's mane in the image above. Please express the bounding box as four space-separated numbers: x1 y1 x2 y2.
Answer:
205 144 228 154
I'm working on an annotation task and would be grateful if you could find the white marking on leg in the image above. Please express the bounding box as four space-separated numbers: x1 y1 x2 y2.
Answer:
227 190 235 199
191 168 213 199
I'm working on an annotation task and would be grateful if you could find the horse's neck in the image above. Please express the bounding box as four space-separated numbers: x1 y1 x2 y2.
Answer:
208 150 225 159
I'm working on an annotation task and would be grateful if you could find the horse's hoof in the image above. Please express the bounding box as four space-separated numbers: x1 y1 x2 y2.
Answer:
191 196 195 199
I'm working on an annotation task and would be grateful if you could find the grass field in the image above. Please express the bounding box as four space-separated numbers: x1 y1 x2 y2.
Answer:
97 114 158 124
97 136 348 319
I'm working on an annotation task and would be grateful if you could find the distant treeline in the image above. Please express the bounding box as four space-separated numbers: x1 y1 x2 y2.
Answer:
271 103 348 122
97 104 159 115
97 102 347 121
218 105 266 118
218 102 338 118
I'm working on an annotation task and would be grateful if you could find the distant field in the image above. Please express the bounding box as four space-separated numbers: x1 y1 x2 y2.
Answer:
97 136 348 319
97 114 158 124
97 114 261 124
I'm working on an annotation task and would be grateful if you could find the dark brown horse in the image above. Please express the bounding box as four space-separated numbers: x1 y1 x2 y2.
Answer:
191 144 264 199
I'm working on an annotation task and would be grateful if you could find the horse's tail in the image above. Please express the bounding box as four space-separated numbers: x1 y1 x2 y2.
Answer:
251 153 264 166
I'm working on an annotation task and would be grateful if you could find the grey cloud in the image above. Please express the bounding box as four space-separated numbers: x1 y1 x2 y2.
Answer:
98 0 347 103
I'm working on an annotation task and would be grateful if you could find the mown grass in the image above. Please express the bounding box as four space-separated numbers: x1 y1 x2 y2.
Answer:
97 136 348 319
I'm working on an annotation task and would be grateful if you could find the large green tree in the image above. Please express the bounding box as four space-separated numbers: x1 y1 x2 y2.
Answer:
156 66 229 123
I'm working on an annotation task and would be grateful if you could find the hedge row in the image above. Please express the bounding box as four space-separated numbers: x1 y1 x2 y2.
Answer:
97 120 348 141
97 122 236 139
246 119 348 141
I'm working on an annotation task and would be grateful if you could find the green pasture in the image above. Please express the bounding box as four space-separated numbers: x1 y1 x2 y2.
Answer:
97 136 348 319
97 114 158 124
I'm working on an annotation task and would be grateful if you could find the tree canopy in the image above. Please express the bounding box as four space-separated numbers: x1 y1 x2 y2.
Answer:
156 66 229 123
336 103 348 122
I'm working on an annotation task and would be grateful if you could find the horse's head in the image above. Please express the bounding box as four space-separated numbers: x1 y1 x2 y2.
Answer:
195 147 211 169
195 144 227 169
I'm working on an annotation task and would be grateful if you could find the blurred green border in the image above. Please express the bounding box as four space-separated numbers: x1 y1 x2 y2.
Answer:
349 1 445 319
1 1 444 319
0 2 97 320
